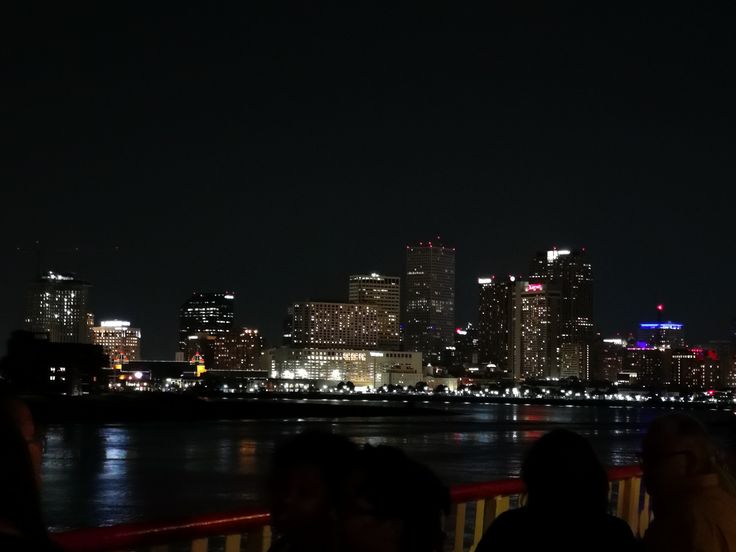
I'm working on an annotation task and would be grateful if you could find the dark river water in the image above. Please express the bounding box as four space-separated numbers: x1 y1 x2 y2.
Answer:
42 400 736 531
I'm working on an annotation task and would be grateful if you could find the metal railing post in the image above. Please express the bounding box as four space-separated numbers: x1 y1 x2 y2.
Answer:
191 538 208 552
452 503 467 552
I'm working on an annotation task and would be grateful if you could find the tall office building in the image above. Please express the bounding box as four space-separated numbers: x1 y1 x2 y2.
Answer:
348 274 400 350
404 240 455 364
179 292 235 368
24 271 92 344
529 248 594 342
509 281 562 380
91 320 142 365
528 248 593 378
290 302 390 350
477 275 516 369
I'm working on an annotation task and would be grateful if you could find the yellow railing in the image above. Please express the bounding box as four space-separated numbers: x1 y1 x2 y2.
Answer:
54 465 650 552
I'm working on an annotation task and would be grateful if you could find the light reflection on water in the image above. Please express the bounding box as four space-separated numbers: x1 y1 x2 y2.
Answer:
41 401 733 530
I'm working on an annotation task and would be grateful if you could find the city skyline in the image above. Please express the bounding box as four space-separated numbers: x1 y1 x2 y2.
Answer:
9 242 732 361
4 5 735 359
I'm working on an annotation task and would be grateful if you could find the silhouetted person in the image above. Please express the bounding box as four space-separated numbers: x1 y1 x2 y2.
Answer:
267 431 358 552
641 413 736 552
0 388 58 550
475 430 636 552
338 445 450 552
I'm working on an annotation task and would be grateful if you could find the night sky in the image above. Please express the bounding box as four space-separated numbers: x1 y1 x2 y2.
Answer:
3 4 735 359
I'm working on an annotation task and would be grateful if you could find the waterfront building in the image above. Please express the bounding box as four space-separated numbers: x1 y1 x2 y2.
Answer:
263 347 423 388
404 240 455 364
0 330 107 394
91 320 141 365
289 301 390 350
24 271 92 344
348 274 400 350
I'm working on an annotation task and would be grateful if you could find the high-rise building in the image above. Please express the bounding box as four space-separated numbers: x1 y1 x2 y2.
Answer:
348 274 401 350
231 328 264 372
708 340 735 388
672 347 720 389
477 275 515 369
91 320 142 365
510 281 562 380
404 240 455 364
671 348 696 388
444 323 479 373
529 248 594 343
178 292 235 368
528 248 594 378
638 322 685 350
560 342 591 380
24 271 92 344
594 338 627 382
623 346 664 387
290 302 390 350
183 333 218 369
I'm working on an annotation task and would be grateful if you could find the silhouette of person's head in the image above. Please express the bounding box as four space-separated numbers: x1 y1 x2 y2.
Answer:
0 384 48 541
522 430 609 515
642 413 732 500
339 445 450 552
268 431 358 552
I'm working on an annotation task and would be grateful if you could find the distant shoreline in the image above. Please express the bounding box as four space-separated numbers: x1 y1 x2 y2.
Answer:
23 391 735 424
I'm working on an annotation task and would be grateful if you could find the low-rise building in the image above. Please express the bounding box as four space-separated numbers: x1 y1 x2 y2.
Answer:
263 347 422 388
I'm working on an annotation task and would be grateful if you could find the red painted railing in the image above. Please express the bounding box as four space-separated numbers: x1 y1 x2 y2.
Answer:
53 465 647 552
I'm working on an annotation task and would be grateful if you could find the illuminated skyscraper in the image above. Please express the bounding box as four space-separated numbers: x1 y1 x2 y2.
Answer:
178 292 235 368
24 271 92 344
529 248 594 343
477 275 515 369
528 248 593 379
348 274 400 350
404 240 455 363
509 281 562 380
91 320 142 365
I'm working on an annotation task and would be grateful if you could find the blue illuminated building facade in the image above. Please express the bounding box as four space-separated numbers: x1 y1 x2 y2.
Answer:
637 322 684 350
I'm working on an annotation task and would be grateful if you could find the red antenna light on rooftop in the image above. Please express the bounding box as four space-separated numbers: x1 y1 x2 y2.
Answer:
657 304 664 312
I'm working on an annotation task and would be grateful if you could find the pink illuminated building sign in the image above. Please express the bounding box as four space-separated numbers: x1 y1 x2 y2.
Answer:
526 283 543 292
